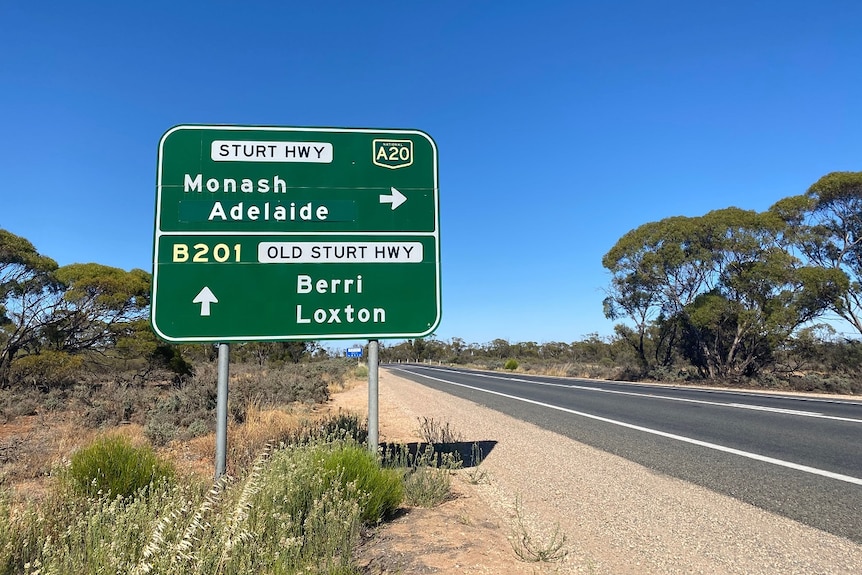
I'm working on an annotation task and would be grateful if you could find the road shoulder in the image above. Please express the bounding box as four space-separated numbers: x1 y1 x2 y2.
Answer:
333 368 862 575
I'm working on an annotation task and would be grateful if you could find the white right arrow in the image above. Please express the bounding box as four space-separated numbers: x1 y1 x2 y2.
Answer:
379 187 407 210
193 286 218 316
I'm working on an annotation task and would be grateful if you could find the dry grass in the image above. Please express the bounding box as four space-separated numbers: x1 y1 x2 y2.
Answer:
2 396 359 501
327 368 366 395
226 402 320 471
541 363 577 377
2 415 100 488
1 357 365 517
509 496 569 563
165 400 352 479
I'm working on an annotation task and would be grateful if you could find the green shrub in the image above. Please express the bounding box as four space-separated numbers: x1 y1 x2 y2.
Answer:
8 351 84 390
248 444 371 571
143 419 177 446
504 358 519 371
318 411 368 444
403 466 450 507
321 445 403 523
67 435 175 499
183 418 211 439
149 343 195 379
383 444 458 508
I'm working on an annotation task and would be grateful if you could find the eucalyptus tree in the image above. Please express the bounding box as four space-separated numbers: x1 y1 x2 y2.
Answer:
540 341 573 360
0 229 61 384
603 208 846 378
602 215 717 370
1 228 156 386
486 338 512 359
45 263 151 353
771 171 862 336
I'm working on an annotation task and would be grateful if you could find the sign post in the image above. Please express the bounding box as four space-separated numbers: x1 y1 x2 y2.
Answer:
368 340 379 455
152 125 440 471
215 343 229 478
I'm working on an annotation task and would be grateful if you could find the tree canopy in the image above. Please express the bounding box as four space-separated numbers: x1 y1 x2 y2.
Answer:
603 207 847 378
0 230 61 384
771 171 862 336
0 229 152 386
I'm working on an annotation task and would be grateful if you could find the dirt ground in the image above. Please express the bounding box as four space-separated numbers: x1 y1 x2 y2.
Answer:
331 373 551 575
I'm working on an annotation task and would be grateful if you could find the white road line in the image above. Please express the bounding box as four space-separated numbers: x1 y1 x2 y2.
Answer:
393 367 862 487
727 404 826 416
413 367 862 424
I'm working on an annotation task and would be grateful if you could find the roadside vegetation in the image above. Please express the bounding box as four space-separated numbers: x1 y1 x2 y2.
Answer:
381 329 862 395
0 403 464 575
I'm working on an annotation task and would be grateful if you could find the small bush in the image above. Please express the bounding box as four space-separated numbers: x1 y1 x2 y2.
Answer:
385 444 459 508
403 467 450 507
67 435 175 499
183 418 211 439
510 496 569 563
144 419 177 446
4 395 38 418
318 411 368 444
149 343 195 379
417 417 462 444
248 443 376 571
511 523 569 563
465 443 489 485
504 359 519 371
321 445 403 523
8 351 84 391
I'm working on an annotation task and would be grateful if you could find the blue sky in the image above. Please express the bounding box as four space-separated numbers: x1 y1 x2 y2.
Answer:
2 1 860 346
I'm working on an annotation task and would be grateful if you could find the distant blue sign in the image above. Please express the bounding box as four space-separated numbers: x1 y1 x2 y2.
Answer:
346 346 363 358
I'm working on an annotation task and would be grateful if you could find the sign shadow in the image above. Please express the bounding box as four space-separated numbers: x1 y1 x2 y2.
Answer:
380 440 497 468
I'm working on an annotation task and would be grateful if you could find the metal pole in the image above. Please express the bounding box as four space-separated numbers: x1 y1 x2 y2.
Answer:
215 343 230 479
368 339 379 456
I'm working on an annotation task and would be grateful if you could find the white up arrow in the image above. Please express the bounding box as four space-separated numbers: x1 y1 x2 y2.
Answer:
379 187 407 210
193 286 218 316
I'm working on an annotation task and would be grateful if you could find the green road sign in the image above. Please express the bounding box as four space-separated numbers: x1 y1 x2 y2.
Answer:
151 125 440 342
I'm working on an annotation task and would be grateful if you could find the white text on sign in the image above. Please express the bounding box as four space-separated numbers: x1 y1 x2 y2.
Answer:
258 242 423 263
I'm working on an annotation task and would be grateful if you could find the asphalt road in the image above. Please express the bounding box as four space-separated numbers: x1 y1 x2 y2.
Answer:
388 364 862 543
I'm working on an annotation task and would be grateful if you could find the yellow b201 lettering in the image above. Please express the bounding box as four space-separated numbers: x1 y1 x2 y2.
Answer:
172 243 241 263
